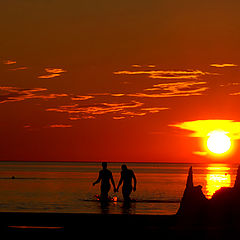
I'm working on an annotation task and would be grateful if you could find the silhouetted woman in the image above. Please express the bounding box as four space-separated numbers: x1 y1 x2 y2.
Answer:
116 164 137 202
93 162 116 201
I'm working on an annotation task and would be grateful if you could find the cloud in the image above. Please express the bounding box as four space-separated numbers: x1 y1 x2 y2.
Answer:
128 81 208 98
193 151 208 156
0 86 68 104
2 60 28 70
113 116 126 120
121 111 147 116
3 60 16 65
114 69 213 79
38 74 61 79
229 92 240 96
131 64 156 68
47 101 143 115
46 101 144 119
229 83 240 95
91 93 125 97
210 63 238 68
111 93 125 97
100 101 144 113
141 107 169 113
169 119 240 140
131 64 142 68
147 65 156 68
49 124 72 128
69 116 96 120
8 67 28 71
46 99 170 120
38 68 67 79
71 95 94 101
45 68 67 74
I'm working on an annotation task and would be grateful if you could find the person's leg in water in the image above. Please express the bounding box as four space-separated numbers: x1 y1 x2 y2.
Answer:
122 185 132 202
100 184 110 201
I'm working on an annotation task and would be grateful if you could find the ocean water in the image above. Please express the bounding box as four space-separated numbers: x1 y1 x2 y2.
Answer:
0 161 238 215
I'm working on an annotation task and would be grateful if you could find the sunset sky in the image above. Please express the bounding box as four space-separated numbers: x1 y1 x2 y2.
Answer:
1 0 240 162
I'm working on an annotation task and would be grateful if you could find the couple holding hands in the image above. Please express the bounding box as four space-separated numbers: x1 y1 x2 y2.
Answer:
93 162 137 202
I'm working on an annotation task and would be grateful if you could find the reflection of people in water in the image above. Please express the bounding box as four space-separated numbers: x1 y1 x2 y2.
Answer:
116 164 137 202
93 162 116 201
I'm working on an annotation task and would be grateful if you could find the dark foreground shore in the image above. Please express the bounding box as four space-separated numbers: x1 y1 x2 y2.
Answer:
0 212 174 237
1 211 240 239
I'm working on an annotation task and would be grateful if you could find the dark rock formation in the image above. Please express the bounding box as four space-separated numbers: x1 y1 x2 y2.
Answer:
209 165 240 223
177 166 208 218
177 165 240 226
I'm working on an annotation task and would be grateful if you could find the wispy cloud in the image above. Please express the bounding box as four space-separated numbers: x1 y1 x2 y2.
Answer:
131 64 142 68
45 68 67 74
46 101 144 119
121 111 147 116
8 67 28 71
91 93 125 97
147 65 156 68
128 81 208 98
3 60 16 65
71 95 94 101
0 86 68 104
193 151 208 156
49 124 72 128
131 64 156 68
38 68 67 79
111 93 125 97
69 116 96 120
114 69 213 79
113 116 126 120
210 63 238 68
46 100 169 120
230 92 240 96
141 107 169 113
169 119 240 140
38 74 61 79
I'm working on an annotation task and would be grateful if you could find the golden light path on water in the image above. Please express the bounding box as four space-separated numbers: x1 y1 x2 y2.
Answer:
205 165 231 198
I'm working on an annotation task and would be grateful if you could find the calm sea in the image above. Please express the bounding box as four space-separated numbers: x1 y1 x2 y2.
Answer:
0 162 238 215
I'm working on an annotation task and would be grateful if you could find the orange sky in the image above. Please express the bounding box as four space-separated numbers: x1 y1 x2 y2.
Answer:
1 0 240 162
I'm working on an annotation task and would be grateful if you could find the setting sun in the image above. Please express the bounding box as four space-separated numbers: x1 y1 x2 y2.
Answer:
207 131 231 154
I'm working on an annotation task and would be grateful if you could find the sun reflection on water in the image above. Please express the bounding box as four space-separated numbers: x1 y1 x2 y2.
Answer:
206 165 231 198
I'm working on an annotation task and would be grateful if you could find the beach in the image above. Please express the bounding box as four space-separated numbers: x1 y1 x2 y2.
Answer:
2 211 240 239
0 162 239 239
1 212 174 236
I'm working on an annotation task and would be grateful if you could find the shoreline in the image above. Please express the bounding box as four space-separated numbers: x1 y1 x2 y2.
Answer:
0 211 238 239
0 211 176 236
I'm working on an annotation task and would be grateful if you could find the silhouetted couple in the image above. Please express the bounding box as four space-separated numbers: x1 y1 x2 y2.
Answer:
93 162 137 202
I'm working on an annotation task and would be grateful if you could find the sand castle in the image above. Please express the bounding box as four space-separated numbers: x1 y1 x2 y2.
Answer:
177 165 240 224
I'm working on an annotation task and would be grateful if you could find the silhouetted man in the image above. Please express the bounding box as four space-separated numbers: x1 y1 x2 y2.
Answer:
93 162 116 201
116 164 137 202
